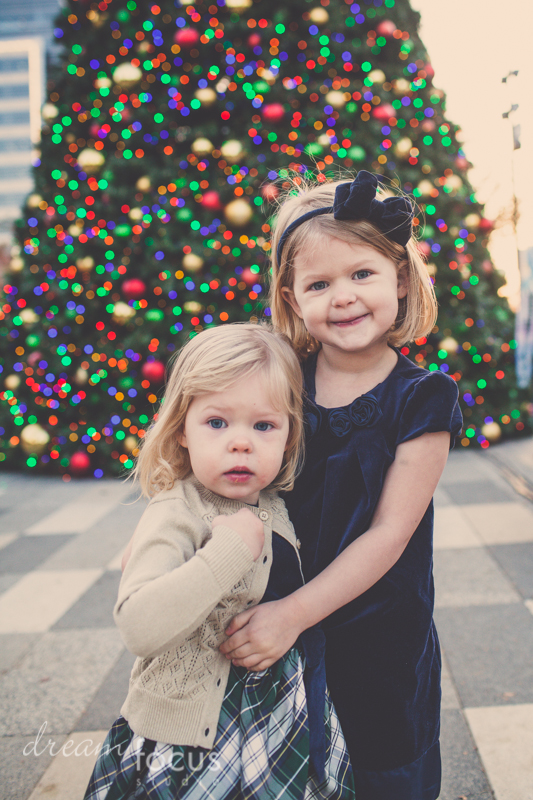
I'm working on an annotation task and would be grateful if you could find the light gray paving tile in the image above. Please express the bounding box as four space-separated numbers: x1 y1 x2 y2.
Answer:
489 438 533 487
0 479 89 532
0 572 23 596
28 730 108 800
465 704 533 800
433 486 453 508
434 505 484 550
0 733 67 800
435 604 533 707
0 633 41 673
440 450 503 487
444 479 516 506
489 542 533 599
41 500 146 570
52 571 121 630
0 535 74 575
76 648 135 732
26 481 135 535
434 548 521 608
0 628 124 737
460 502 533 545
439 709 494 800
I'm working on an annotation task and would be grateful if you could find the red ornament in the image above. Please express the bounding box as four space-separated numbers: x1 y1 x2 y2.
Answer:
478 218 494 234
174 27 200 48
142 360 166 384
376 20 396 38
70 451 90 475
241 268 258 286
372 103 395 121
248 33 261 48
262 103 285 124
424 63 435 80
201 190 223 211
261 183 279 202
122 278 147 300
89 123 101 138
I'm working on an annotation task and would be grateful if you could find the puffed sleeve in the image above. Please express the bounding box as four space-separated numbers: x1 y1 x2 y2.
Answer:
396 371 462 448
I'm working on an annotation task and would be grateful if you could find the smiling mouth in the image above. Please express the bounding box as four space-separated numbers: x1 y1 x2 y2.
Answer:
332 313 369 326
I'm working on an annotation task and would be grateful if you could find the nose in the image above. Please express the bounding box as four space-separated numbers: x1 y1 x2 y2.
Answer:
331 281 357 307
229 433 252 453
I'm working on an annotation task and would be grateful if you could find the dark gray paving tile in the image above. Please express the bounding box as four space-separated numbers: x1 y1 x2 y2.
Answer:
0 535 74 575
0 733 66 800
434 548 520 608
52 571 121 629
0 633 41 673
439 709 493 800
444 480 515 506
76 648 135 732
0 479 89 532
435 604 533 707
489 542 533 599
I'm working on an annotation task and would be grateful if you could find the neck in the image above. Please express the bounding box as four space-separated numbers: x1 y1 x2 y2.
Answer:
315 340 397 407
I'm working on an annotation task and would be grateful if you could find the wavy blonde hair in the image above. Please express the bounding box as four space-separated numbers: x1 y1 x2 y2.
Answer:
132 323 304 498
269 173 438 359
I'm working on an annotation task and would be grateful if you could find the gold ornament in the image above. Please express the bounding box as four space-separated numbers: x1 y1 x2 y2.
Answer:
74 368 89 386
194 87 217 107
481 421 502 443
393 78 410 94
184 301 203 314
225 198 253 227
220 139 244 162
20 423 50 456
426 263 437 277
417 180 434 196
325 90 347 109
27 194 43 208
369 69 386 84
20 308 38 326
260 69 277 84
94 77 112 89
76 256 94 272
77 148 105 174
124 435 138 453
4 374 21 391
445 174 463 192
128 207 144 221
41 103 59 121
309 7 329 24
465 213 481 229
113 302 136 324
191 137 214 156
394 137 412 158
9 256 24 273
182 253 204 272
439 337 458 354
226 0 252 9
113 62 142 87
136 175 151 192
317 134 331 146
68 224 82 237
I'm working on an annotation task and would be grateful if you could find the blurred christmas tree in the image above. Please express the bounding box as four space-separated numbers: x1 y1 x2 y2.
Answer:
0 0 529 478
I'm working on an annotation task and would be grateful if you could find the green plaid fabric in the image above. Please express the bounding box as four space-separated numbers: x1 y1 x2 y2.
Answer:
83 648 354 800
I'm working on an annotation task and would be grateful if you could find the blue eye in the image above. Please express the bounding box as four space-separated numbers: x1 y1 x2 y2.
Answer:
208 418 227 429
310 281 327 291
354 269 371 280
255 421 273 432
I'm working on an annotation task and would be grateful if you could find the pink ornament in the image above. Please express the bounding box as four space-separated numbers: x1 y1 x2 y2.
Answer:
455 156 469 171
122 278 146 300
262 103 285 123
70 451 90 475
174 27 200 48
27 351 42 368
478 218 494 234
248 33 261 48
261 183 279 202
89 123 100 138
376 20 396 38
417 241 431 258
142 360 166 384
201 190 223 211
372 103 395 121
241 268 258 285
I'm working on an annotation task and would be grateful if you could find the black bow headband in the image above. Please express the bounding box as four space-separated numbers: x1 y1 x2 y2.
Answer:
276 171 414 266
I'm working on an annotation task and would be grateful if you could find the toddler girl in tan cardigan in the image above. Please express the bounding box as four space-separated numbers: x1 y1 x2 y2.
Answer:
83 323 354 800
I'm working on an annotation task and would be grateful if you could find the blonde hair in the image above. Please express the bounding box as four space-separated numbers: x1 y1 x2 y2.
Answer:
132 323 304 498
269 173 438 359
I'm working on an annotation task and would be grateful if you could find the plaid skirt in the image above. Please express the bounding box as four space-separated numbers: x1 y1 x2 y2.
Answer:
83 648 354 800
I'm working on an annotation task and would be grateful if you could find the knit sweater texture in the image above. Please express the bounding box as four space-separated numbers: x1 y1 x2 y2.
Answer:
114 474 299 749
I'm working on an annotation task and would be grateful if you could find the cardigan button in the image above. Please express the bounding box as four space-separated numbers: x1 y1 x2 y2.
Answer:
217 679 221 686
259 510 269 522
205 728 210 736
263 555 268 564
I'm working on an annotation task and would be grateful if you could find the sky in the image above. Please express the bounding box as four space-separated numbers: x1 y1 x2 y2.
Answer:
411 0 533 308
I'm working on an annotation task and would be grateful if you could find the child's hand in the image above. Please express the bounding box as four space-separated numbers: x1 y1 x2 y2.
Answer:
220 598 304 670
212 508 264 561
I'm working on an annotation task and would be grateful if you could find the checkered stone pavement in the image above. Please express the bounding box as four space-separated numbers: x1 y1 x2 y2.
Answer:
1 441 532 800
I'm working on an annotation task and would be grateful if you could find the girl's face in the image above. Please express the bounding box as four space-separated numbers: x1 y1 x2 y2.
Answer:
282 237 407 358
178 372 290 505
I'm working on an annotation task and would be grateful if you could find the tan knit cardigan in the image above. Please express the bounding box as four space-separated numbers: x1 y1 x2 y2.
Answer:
114 474 301 749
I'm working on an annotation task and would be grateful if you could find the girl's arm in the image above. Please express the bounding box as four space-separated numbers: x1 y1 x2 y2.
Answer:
116 502 260 660
221 430 450 669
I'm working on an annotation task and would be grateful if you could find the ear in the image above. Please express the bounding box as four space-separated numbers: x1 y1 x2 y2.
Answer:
280 286 304 320
177 427 188 448
397 266 408 300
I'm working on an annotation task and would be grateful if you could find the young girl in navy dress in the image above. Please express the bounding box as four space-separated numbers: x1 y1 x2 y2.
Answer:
221 172 463 800
83 324 354 800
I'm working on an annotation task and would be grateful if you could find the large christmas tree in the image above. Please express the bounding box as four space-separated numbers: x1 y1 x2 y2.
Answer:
0 0 529 478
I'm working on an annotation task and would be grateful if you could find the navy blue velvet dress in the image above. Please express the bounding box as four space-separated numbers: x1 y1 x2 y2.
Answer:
284 350 462 800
